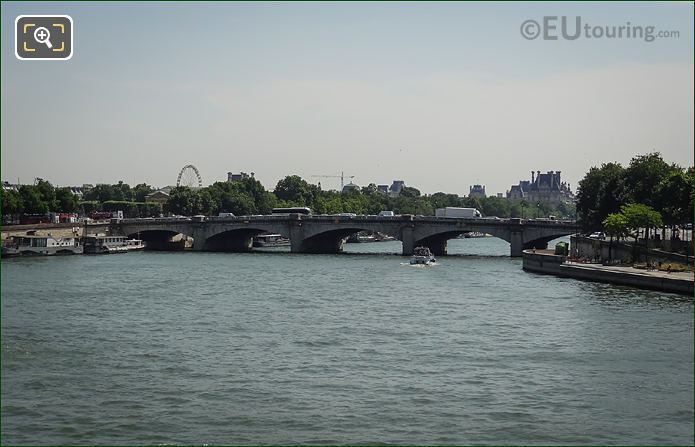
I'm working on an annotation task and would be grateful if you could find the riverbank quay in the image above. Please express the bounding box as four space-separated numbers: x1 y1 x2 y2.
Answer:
523 249 694 296
1 222 111 240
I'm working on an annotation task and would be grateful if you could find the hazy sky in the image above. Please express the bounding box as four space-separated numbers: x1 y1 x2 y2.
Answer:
2 2 693 195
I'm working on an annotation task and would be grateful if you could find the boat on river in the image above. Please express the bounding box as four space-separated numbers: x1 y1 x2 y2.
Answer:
1 233 83 257
253 234 290 247
126 239 146 251
82 235 129 254
410 246 436 265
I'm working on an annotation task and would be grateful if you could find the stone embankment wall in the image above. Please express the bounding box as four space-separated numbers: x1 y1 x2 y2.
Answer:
522 249 693 296
571 236 693 266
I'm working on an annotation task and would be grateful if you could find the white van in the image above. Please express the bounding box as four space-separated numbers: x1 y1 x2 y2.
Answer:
378 211 395 217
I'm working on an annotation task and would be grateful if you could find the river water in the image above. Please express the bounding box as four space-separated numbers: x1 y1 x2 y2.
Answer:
2 238 693 445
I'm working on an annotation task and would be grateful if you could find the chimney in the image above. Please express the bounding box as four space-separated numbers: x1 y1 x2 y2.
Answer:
531 171 535 182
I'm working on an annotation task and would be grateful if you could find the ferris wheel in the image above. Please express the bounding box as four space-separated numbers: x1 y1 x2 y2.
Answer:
176 164 203 188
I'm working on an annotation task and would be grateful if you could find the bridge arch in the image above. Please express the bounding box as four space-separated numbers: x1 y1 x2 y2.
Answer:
298 225 402 254
125 229 192 251
203 227 288 252
411 226 513 256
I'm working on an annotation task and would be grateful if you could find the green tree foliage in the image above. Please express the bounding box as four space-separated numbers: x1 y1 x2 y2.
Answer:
576 162 626 230
399 186 421 198
620 203 662 241
602 213 629 240
165 186 203 216
274 175 317 206
100 201 161 218
577 152 691 231
18 185 49 214
624 152 676 207
132 183 155 202
34 178 57 210
55 187 79 212
655 169 691 225
1 189 23 216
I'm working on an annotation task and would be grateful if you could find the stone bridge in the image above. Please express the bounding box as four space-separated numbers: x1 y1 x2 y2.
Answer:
110 215 577 257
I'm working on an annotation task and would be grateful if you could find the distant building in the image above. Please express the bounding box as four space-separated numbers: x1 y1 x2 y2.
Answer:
228 172 254 182
496 193 503 198
2 181 19 192
377 185 389 194
342 182 360 193
145 186 174 206
506 171 574 205
469 184 486 198
389 180 405 197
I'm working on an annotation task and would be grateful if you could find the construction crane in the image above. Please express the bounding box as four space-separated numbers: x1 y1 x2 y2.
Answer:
311 171 355 190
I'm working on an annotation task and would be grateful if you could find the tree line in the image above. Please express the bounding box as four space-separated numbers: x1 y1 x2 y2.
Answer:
1 179 161 219
164 175 575 218
5 152 689 225
2 175 576 221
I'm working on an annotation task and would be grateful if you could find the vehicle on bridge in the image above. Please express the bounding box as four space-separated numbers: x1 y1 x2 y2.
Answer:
272 207 312 215
435 207 482 218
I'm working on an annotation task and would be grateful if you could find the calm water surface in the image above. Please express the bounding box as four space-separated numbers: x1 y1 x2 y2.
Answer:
2 238 693 445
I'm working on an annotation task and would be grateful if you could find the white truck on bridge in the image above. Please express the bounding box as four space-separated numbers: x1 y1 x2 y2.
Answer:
435 207 482 218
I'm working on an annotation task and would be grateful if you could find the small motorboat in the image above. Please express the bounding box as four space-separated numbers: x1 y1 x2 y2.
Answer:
410 246 436 265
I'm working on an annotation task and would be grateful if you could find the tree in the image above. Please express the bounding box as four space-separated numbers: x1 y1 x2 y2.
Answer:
620 203 662 241
35 178 57 211
576 162 626 231
55 187 79 212
624 152 676 208
18 185 48 214
1 189 23 218
361 183 378 196
399 186 421 198
655 169 690 226
132 183 154 202
602 213 629 261
519 200 528 218
237 177 275 214
274 175 314 205
113 181 133 201
165 186 201 216
83 184 117 202
220 190 256 216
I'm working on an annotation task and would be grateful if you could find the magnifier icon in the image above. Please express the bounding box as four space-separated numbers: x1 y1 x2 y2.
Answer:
33 26 53 49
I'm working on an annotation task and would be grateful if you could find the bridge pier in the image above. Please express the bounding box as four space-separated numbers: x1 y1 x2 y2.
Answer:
510 231 523 257
401 226 415 256
192 227 206 251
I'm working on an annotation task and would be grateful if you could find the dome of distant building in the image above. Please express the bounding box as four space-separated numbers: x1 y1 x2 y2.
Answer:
342 182 360 193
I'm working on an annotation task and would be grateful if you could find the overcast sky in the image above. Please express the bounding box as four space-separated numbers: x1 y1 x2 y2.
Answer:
1 1 693 195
